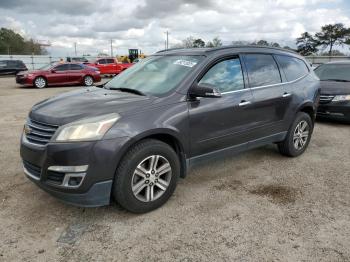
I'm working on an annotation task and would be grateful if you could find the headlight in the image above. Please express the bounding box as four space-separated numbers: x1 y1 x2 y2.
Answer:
53 113 120 142
332 95 350 102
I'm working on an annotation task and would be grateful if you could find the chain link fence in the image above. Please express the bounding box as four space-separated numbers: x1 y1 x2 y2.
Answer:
0 55 99 70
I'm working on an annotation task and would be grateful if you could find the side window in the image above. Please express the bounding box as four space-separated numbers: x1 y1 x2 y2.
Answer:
275 55 309 82
244 54 281 87
70 64 83 70
98 59 106 64
106 59 115 64
198 57 244 93
54 64 69 71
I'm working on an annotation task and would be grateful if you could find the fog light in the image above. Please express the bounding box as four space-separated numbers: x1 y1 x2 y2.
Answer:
62 173 86 188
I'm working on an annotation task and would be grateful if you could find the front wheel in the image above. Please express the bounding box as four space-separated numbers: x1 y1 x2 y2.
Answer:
83 75 94 86
34 77 47 88
113 139 180 213
278 112 313 157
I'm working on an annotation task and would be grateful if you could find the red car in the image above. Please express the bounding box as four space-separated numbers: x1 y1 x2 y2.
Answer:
16 63 101 88
88 57 133 75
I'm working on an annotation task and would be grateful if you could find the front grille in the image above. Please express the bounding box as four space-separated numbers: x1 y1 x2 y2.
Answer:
25 118 59 146
46 171 65 185
319 95 335 104
23 160 41 179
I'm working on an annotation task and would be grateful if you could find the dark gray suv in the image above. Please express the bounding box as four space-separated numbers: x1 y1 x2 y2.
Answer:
20 46 320 213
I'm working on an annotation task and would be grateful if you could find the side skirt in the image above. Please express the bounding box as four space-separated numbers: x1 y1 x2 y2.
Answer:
187 132 287 170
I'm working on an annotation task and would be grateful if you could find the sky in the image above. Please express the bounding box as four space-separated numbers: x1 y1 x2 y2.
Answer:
0 0 350 57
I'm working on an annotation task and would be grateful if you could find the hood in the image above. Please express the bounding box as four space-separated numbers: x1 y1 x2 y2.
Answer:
320 81 350 95
29 87 157 125
17 69 47 75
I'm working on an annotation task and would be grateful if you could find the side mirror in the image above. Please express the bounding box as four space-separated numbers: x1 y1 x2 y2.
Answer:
189 83 221 98
51 69 56 73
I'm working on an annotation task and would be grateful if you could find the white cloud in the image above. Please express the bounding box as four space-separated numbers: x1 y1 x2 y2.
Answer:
0 0 350 56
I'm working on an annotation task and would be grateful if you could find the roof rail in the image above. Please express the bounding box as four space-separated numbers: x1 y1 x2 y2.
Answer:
156 47 187 53
206 45 298 54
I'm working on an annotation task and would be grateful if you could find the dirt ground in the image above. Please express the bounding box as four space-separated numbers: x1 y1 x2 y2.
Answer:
0 76 349 262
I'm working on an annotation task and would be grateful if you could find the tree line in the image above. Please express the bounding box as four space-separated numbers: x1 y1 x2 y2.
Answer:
0 28 47 55
173 23 350 56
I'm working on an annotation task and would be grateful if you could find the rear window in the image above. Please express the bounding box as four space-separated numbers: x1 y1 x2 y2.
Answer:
244 54 281 87
275 55 309 82
314 64 350 82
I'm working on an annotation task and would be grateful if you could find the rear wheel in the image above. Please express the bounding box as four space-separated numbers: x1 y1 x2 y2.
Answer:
278 112 313 157
83 75 93 86
113 139 180 213
34 77 47 88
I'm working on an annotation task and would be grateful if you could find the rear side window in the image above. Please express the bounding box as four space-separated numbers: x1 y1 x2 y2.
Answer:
70 64 83 70
98 59 106 64
106 59 115 64
199 57 245 93
0 61 7 68
275 55 309 82
244 54 281 87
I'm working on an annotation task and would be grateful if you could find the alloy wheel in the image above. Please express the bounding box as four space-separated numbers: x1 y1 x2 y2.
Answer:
35 77 46 88
293 120 309 150
131 155 172 202
84 76 93 86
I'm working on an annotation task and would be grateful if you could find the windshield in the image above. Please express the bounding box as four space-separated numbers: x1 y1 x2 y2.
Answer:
104 55 203 96
314 63 350 81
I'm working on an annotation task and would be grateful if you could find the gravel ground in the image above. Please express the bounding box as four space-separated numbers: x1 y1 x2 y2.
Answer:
0 76 349 262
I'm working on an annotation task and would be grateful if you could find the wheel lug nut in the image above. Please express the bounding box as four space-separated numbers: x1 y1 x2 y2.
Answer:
146 174 150 178
150 182 153 186
151 170 155 174
145 180 149 184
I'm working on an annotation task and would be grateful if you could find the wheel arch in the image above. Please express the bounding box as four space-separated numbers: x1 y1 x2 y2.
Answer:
297 101 316 123
33 75 48 86
116 129 188 179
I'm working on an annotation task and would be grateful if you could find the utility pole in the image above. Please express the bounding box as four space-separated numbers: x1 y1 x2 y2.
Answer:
110 39 113 57
74 42 77 56
166 31 169 50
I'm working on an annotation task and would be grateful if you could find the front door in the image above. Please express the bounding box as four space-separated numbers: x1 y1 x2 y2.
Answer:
47 64 69 85
188 56 255 158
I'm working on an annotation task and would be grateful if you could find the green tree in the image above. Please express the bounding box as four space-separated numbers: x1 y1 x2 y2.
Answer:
193 38 205 48
0 27 47 55
296 32 318 56
314 23 349 55
254 40 269 46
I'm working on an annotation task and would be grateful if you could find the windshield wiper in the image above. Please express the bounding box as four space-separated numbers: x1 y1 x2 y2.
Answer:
108 87 145 96
321 79 350 82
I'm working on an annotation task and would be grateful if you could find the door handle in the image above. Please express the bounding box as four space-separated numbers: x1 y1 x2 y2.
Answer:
238 101 251 107
282 93 291 98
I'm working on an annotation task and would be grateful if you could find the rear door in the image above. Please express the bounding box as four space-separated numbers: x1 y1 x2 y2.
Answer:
68 64 85 83
242 53 291 139
47 64 69 85
188 56 255 157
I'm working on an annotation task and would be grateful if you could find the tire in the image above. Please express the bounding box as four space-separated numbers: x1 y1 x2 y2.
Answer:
113 139 180 213
34 77 47 88
278 112 313 157
83 75 94 86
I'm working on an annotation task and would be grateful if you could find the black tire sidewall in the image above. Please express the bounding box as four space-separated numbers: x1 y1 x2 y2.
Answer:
113 140 180 213
286 112 313 157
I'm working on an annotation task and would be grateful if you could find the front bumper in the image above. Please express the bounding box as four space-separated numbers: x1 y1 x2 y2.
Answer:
16 75 34 86
20 135 130 207
317 101 350 122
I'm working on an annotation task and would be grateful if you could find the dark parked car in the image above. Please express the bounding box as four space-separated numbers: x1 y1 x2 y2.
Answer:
314 61 350 122
16 62 101 88
0 60 27 75
66 57 89 63
20 46 320 213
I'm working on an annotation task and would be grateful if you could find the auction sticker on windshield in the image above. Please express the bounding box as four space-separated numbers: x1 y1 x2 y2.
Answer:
173 59 198 67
